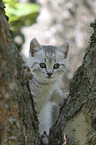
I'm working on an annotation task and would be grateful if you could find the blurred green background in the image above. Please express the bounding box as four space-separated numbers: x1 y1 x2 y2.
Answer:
3 0 40 31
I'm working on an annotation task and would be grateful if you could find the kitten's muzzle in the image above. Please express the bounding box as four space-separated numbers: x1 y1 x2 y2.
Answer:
47 72 52 77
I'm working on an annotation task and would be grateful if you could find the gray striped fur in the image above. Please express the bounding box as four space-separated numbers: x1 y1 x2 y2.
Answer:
28 38 69 135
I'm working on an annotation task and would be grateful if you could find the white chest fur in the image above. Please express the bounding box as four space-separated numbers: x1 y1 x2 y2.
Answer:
29 77 56 112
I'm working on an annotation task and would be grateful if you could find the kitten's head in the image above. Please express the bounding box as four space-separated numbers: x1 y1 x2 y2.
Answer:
28 38 69 83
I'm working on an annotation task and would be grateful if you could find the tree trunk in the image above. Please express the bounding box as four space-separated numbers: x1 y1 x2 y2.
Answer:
48 21 96 145
0 1 96 144
0 1 40 145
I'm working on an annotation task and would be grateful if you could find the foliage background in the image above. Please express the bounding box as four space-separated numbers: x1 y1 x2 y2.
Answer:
3 0 96 89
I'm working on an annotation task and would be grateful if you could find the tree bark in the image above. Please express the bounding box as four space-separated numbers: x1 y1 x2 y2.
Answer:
0 1 40 145
49 21 96 145
0 1 96 145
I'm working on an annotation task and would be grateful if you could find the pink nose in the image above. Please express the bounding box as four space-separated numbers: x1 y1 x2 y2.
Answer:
47 72 52 77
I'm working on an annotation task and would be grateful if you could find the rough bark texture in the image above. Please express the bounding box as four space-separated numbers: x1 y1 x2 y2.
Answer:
0 1 40 145
0 0 96 145
48 21 96 145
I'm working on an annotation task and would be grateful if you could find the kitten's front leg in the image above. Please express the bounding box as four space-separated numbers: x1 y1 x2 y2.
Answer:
38 102 58 135
50 88 69 123
51 88 68 105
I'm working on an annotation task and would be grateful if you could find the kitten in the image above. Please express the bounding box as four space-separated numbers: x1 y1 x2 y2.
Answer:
28 38 69 135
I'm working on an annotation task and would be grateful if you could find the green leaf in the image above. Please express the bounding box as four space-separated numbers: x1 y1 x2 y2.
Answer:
3 1 40 30
5 3 40 23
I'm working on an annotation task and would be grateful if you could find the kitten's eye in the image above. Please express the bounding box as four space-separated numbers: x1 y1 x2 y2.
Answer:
40 63 46 68
53 63 60 69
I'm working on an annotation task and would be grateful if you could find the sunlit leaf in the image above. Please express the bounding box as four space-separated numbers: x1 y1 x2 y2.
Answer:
3 0 40 30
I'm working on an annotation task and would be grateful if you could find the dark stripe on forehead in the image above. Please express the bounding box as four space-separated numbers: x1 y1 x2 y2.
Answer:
31 62 38 68
54 49 56 63
43 45 56 62
44 50 46 62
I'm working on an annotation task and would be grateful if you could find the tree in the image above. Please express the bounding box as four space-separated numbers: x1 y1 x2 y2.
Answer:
0 1 96 144
48 21 96 145
0 1 40 144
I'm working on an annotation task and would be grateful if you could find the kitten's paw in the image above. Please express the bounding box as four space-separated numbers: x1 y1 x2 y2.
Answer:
60 92 69 106
41 131 48 145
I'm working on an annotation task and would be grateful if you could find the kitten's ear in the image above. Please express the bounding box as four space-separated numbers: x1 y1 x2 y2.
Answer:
58 40 69 58
30 38 42 56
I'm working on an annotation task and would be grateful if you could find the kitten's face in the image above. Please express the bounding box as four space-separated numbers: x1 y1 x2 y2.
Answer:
28 38 69 82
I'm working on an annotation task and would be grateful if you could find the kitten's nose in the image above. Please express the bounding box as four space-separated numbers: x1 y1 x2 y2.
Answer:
47 72 52 77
